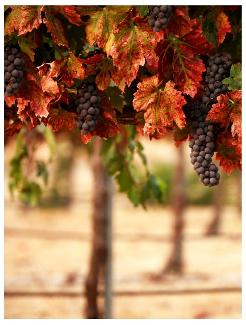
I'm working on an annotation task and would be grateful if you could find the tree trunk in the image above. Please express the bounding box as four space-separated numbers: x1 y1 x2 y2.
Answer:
84 137 113 319
205 182 223 236
163 144 186 275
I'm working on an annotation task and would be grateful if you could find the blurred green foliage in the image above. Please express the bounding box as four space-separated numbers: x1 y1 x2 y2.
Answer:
143 163 240 206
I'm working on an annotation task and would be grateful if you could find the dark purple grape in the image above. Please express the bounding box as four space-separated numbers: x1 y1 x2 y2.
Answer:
210 178 217 185
90 96 98 104
14 57 22 65
203 178 210 185
84 92 91 99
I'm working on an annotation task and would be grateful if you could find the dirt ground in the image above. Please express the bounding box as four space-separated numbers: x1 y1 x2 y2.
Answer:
4 140 241 319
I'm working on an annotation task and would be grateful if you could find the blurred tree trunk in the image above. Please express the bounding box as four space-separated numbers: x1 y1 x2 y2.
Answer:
205 182 223 236
163 144 186 275
84 137 113 319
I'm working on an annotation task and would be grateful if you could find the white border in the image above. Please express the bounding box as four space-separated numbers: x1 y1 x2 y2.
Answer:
1 1 244 324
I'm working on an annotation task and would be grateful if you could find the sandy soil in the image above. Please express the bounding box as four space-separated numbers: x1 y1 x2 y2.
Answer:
4 200 241 319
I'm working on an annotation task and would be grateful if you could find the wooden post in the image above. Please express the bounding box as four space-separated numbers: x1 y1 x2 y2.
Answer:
205 181 223 236
104 176 113 319
163 144 186 275
84 137 113 318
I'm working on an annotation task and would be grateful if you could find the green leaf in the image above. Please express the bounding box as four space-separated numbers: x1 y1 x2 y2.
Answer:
148 174 166 203
116 168 133 192
18 35 37 61
106 86 125 113
102 130 167 207
36 161 49 185
203 13 217 47
43 126 56 156
19 181 42 207
136 6 149 17
54 49 62 60
223 63 242 90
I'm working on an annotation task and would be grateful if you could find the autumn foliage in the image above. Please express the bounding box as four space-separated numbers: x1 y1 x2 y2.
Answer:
4 5 242 174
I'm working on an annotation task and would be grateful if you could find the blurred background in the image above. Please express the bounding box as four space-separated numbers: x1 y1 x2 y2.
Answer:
4 128 241 319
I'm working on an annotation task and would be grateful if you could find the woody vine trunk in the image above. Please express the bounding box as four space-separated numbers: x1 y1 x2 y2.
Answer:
84 137 112 318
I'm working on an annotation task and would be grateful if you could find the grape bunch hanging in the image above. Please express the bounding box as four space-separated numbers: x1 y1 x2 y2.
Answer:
185 52 232 187
147 6 172 32
75 83 102 134
185 101 220 187
4 45 24 96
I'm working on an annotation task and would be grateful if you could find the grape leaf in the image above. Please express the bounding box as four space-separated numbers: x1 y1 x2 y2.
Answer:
4 5 43 36
86 6 129 48
207 90 242 140
216 11 231 45
105 86 125 112
18 34 40 61
45 108 76 132
5 60 56 121
202 10 217 46
67 52 85 80
215 132 241 174
39 53 85 90
108 15 163 91
136 6 149 17
55 6 82 26
38 64 60 95
43 6 69 47
156 9 212 97
223 63 242 90
133 76 186 139
95 57 115 91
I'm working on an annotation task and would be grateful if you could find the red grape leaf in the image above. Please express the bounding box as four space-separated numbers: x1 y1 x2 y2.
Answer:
95 57 117 91
86 6 130 48
67 52 85 80
4 96 16 108
133 76 186 139
38 64 61 95
207 90 242 140
5 78 55 119
55 6 82 26
216 11 231 45
156 9 212 97
45 108 76 132
4 5 43 36
43 7 68 47
96 69 112 91
168 7 193 37
5 120 23 138
215 132 241 174
39 53 85 89
108 16 163 91
83 53 105 78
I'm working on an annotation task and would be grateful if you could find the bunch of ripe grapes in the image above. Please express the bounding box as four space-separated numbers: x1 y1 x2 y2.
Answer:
75 82 102 134
147 6 172 32
4 45 24 96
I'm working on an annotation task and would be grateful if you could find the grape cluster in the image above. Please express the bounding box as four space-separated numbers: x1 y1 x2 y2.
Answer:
4 45 24 96
185 101 220 187
148 6 172 32
75 83 101 134
202 53 232 104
